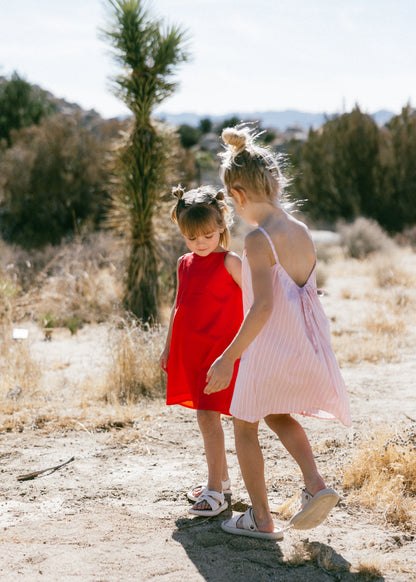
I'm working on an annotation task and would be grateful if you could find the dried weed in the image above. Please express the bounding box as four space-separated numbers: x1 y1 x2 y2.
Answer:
343 426 416 533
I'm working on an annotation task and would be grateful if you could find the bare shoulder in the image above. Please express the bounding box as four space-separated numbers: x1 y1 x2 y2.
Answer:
224 251 241 265
287 213 313 238
272 213 316 284
245 228 272 251
273 213 314 251
224 251 242 287
245 229 276 267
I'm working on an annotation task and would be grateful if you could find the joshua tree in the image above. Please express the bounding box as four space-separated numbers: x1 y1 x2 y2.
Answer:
103 0 188 321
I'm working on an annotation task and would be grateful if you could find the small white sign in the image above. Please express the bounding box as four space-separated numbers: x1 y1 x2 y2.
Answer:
12 328 29 340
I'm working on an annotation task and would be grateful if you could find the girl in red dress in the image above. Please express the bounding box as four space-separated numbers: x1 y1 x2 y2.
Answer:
160 185 243 517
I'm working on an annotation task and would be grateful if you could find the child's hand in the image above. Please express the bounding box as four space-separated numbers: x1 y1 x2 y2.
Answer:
159 347 169 372
205 355 234 394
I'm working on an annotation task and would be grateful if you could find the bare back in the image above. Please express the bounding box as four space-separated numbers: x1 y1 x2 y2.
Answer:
262 211 316 287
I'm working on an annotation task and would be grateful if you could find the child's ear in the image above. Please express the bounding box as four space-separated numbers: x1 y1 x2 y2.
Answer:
230 187 246 207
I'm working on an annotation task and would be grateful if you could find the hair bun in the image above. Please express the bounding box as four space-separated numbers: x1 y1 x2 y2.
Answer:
172 185 185 199
222 128 246 151
215 189 225 201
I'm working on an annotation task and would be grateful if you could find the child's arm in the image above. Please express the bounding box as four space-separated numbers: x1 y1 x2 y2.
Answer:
205 230 273 393
159 258 180 372
224 251 242 287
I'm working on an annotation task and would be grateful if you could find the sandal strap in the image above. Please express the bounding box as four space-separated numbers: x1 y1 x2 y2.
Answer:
300 489 313 508
196 489 225 511
240 508 258 532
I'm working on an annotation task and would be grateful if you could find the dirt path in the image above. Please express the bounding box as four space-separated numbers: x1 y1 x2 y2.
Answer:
1 361 415 582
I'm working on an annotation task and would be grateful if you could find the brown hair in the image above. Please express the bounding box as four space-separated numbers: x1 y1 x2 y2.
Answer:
219 125 287 204
171 185 233 247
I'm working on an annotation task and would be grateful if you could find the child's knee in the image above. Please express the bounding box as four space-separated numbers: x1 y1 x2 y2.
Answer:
264 413 291 430
197 409 221 431
233 417 258 438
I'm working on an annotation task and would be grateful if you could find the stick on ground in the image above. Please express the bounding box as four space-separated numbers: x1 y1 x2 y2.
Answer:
17 456 75 481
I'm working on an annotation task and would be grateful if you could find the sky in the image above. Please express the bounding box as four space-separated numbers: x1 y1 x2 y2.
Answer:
0 0 415 119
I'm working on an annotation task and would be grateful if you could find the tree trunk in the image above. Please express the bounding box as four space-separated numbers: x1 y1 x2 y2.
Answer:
124 235 159 323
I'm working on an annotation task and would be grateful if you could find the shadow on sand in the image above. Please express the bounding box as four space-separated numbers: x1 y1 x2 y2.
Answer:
173 500 385 582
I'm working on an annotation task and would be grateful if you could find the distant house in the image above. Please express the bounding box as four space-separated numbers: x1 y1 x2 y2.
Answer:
283 125 308 142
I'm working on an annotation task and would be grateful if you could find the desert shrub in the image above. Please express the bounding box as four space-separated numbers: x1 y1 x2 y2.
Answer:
343 426 416 532
177 124 201 148
394 225 416 249
292 108 383 224
0 72 55 146
8 231 125 325
337 217 393 259
103 316 166 403
0 113 109 248
289 106 416 232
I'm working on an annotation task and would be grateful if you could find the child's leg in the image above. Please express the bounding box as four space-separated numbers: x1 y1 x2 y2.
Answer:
192 409 228 510
233 418 275 533
264 414 326 495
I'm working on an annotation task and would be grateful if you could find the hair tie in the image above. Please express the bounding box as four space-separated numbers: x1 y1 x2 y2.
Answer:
172 185 185 199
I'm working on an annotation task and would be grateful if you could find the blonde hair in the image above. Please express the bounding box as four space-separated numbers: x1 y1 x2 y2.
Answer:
219 125 287 204
171 185 233 247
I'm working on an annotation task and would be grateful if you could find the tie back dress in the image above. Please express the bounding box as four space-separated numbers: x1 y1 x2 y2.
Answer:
230 227 351 427
166 251 243 415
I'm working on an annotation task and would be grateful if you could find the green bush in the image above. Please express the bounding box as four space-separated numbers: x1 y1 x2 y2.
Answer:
0 72 55 146
288 105 416 233
0 114 109 248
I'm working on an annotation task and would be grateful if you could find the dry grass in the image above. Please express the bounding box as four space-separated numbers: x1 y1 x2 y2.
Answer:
0 323 42 397
315 262 327 290
353 559 386 580
364 303 406 339
372 254 416 289
101 315 167 404
333 332 400 365
328 249 415 367
343 426 416 533
2 231 126 328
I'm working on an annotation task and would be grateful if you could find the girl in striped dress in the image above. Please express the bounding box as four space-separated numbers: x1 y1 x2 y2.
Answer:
205 126 351 539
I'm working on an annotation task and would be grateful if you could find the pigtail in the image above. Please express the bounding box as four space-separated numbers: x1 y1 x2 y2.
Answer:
171 185 186 224
172 185 185 199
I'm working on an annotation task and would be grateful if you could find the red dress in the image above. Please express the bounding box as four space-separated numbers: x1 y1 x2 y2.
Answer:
166 251 243 415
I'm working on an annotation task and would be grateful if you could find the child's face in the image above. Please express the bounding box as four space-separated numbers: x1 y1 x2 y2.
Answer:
182 230 222 257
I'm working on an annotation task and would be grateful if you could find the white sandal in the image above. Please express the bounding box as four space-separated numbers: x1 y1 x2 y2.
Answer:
289 488 340 529
188 488 228 517
221 508 284 540
187 478 231 502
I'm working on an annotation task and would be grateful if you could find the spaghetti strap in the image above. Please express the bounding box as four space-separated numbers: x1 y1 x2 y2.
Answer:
258 227 279 264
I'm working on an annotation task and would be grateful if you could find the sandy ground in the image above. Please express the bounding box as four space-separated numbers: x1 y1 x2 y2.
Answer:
1 278 416 581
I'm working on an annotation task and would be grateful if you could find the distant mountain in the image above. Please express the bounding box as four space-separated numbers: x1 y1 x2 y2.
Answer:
371 109 396 126
157 109 396 131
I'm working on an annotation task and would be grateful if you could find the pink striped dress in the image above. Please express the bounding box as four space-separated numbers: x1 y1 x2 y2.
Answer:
230 227 351 426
